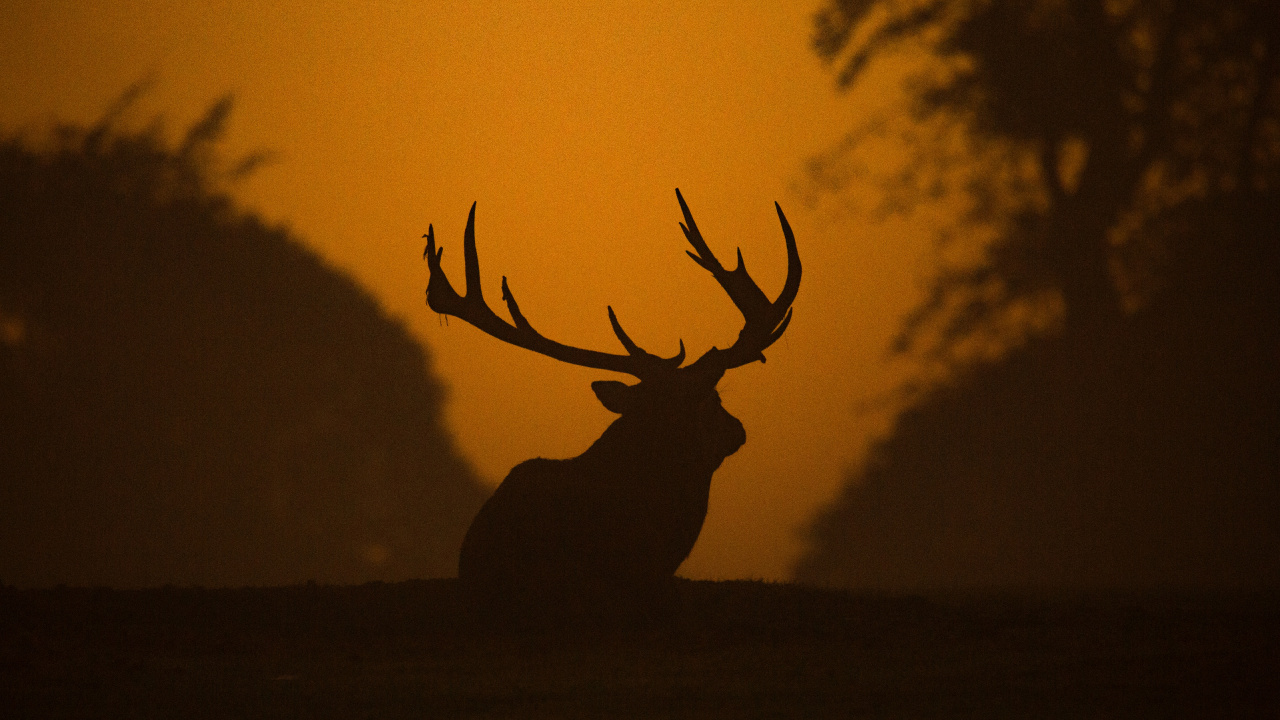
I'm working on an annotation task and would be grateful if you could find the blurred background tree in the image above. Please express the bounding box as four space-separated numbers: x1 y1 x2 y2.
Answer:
797 0 1279 588
0 87 487 587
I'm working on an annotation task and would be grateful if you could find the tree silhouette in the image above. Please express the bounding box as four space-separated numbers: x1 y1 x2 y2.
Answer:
797 0 1279 588
0 95 487 587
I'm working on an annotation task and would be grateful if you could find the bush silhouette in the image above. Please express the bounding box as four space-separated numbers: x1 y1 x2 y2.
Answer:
0 100 487 587
798 0 1280 589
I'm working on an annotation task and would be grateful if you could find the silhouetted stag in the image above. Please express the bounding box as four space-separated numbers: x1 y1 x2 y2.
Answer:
423 189 800 617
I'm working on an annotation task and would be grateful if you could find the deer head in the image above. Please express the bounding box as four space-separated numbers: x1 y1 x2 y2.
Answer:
423 189 800 437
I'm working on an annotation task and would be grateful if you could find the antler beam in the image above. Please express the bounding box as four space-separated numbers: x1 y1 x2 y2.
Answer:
677 188 802 372
424 203 684 379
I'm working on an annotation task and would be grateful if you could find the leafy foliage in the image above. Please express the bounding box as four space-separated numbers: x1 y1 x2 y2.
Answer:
0 96 487 587
814 0 1280 367
798 0 1280 588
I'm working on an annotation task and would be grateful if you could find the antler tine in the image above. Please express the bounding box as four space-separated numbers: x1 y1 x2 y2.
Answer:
676 189 802 373
425 203 683 378
608 306 686 368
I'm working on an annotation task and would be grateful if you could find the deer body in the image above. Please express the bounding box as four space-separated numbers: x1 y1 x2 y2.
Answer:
424 190 799 614
459 382 746 595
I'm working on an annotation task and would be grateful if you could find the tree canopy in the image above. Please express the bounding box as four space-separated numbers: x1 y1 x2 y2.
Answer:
797 0 1279 588
0 96 487 587
813 0 1278 362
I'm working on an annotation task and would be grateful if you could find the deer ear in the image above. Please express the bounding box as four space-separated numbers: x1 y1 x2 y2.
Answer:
591 380 636 414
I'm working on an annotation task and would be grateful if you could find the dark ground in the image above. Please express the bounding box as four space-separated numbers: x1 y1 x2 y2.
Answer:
1 579 1276 718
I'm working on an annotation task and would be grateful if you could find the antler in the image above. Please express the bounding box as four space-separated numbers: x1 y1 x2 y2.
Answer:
677 188 802 376
424 202 685 379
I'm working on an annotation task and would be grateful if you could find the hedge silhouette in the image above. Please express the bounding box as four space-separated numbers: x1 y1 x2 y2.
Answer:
0 98 487 587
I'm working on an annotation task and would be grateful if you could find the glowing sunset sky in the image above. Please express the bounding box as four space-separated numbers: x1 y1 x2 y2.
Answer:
1 0 931 580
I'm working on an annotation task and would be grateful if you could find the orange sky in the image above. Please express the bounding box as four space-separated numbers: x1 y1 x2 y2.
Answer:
0 0 933 580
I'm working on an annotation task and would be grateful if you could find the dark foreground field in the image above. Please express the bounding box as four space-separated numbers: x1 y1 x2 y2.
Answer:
2 580 1276 718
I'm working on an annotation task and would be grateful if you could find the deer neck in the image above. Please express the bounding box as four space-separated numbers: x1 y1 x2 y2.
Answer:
578 415 722 479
